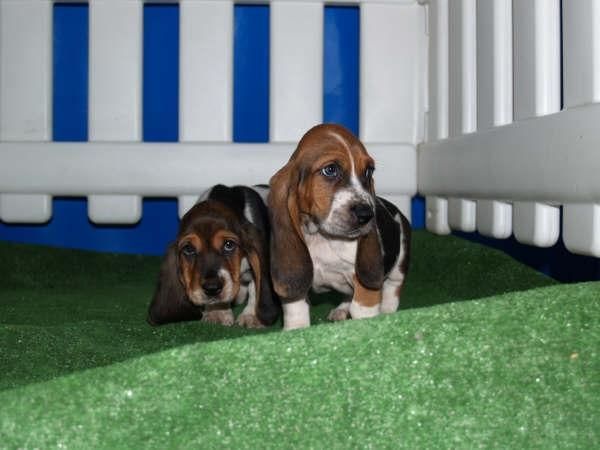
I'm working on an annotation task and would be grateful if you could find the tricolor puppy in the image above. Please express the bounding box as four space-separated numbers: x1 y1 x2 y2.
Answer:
268 124 411 330
148 185 279 328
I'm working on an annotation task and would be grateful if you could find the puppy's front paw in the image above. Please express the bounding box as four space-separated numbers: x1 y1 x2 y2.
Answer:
201 309 235 326
327 307 350 321
236 313 265 329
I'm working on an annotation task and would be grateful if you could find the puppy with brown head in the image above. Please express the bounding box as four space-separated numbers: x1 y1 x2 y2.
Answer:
148 185 279 328
269 124 411 330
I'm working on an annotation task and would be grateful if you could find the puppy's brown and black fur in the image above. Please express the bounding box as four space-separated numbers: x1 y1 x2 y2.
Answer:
148 185 279 328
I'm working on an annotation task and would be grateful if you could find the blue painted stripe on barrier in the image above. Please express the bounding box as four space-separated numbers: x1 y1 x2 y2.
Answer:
323 6 359 136
234 5 270 143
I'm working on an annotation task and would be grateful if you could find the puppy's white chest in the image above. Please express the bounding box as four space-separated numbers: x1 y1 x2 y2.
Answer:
304 232 357 295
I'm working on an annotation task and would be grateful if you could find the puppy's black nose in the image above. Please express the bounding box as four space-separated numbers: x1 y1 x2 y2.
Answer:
202 278 223 296
351 203 374 225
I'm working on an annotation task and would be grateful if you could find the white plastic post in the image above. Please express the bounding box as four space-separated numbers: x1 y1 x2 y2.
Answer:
179 0 233 142
448 0 476 137
88 0 143 224
562 0 600 108
563 204 600 257
476 200 512 239
270 1 323 142
425 196 450 235
512 0 561 247
426 0 449 142
448 198 476 232
476 0 512 130
0 0 53 223
360 2 426 144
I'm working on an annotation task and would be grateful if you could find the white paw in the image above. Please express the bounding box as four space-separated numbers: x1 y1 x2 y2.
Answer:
236 313 265 329
327 307 350 321
349 301 380 320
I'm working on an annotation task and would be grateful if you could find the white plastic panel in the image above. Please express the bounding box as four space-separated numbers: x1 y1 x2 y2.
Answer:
476 200 512 239
563 204 600 257
513 202 559 248
360 2 426 144
178 195 198 219
476 0 512 130
418 104 600 204
88 195 142 225
0 194 52 224
425 196 450 235
426 0 449 141
562 0 600 108
0 0 52 141
88 0 142 141
179 0 233 142
513 0 561 120
270 1 323 142
448 198 476 232
448 0 476 137
0 142 415 198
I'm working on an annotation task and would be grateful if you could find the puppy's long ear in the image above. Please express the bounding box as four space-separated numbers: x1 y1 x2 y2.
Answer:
355 226 384 291
268 162 313 301
241 223 280 326
147 244 202 325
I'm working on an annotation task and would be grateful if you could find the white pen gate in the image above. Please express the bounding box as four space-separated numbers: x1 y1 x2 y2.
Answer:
0 0 598 258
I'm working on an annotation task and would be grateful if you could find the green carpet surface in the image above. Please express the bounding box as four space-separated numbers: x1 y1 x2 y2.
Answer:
1 232 598 448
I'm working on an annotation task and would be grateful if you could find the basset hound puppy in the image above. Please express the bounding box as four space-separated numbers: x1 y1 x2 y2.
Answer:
148 185 279 328
268 124 411 330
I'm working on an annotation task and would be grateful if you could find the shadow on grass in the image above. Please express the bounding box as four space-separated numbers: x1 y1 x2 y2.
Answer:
0 231 555 391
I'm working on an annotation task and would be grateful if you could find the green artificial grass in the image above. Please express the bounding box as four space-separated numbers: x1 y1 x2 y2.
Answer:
0 232 598 448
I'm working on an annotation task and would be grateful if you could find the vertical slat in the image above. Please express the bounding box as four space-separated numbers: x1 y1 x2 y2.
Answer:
512 0 560 247
513 0 561 120
563 204 600 257
178 195 198 219
179 0 233 142
476 200 512 239
361 2 425 143
448 198 476 232
382 195 412 225
0 0 52 223
270 1 323 142
513 202 559 248
476 0 512 130
426 0 449 142
88 0 143 224
448 0 476 137
426 196 450 235
562 0 600 108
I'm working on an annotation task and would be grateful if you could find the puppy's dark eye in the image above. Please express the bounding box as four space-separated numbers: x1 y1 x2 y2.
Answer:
181 244 196 257
365 166 375 179
321 163 340 178
222 240 237 254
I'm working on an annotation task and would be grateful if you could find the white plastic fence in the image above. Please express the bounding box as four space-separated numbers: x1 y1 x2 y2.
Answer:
0 0 599 258
0 0 423 225
420 0 600 257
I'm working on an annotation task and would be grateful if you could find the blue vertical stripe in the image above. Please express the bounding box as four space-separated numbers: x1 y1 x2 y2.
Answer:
233 5 270 143
143 4 179 142
323 6 359 135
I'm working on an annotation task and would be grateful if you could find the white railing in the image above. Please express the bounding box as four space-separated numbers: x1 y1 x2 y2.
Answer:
0 0 425 225
420 0 600 257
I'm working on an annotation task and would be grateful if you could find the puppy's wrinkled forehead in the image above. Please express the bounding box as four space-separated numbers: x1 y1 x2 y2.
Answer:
178 200 241 240
292 124 373 170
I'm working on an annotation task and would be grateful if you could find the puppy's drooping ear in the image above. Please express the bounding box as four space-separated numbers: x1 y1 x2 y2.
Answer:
355 226 384 291
268 161 313 301
241 223 280 326
147 244 202 325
